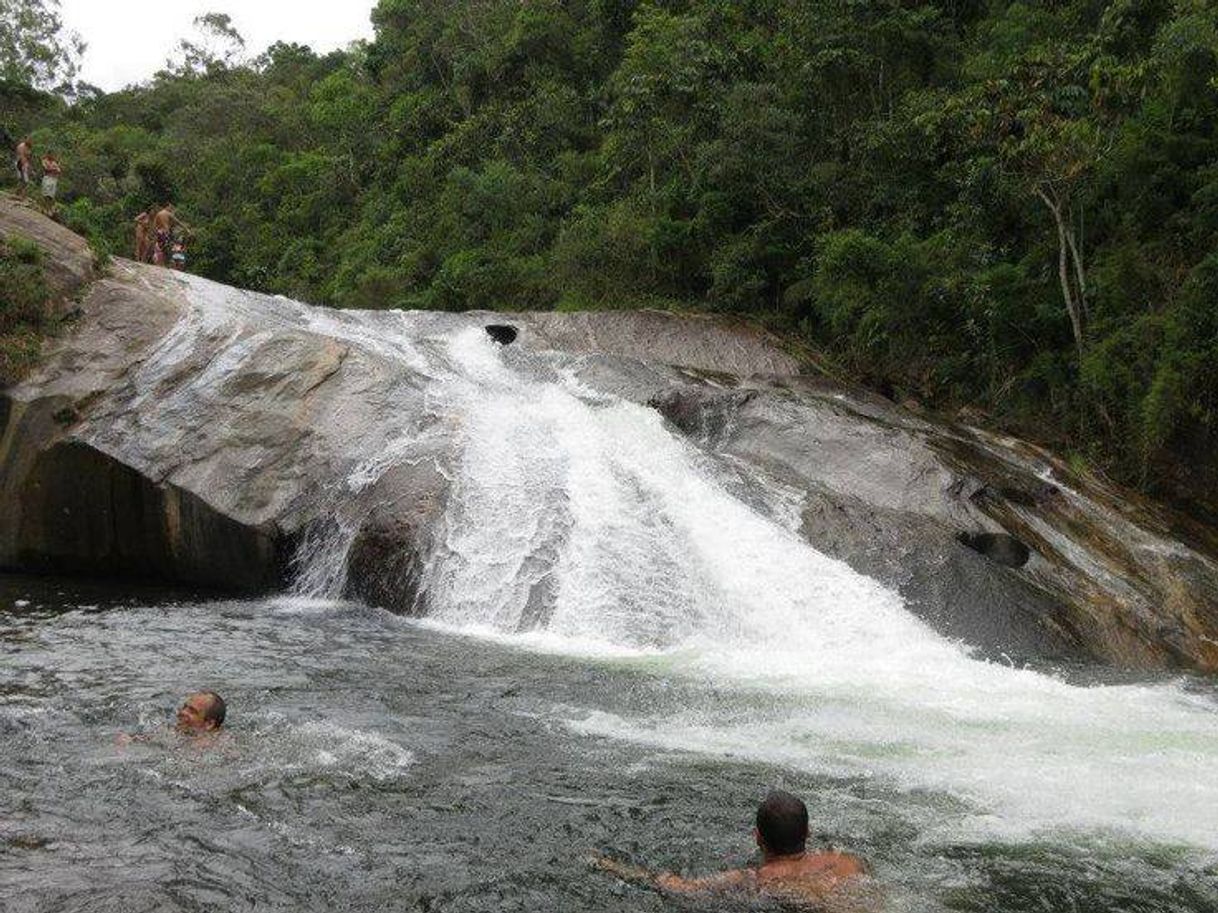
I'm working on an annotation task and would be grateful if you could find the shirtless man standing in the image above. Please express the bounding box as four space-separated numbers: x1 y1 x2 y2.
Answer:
152 203 188 266
596 790 872 909
14 137 32 198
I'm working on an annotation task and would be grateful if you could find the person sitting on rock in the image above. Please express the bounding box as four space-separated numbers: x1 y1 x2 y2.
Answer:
595 789 872 908
176 691 227 734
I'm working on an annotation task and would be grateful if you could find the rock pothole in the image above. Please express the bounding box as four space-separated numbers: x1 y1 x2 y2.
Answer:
485 324 518 345
957 531 1032 569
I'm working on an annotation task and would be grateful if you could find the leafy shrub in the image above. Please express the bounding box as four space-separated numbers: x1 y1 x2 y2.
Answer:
0 235 51 385
425 248 552 312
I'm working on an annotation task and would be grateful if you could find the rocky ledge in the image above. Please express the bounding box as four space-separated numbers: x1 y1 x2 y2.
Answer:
2 201 1216 673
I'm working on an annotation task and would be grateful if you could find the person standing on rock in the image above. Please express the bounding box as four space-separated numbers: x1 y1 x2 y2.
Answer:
594 790 873 909
134 208 153 261
14 136 33 198
39 151 62 216
152 203 189 267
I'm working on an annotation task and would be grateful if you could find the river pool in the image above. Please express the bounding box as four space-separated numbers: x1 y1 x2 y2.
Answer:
2 573 1216 913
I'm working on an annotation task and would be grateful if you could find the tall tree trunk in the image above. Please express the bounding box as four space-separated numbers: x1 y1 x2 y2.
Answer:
1036 187 1086 360
1064 213 1088 322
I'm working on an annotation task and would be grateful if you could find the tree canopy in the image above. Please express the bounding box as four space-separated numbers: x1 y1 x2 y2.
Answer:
0 0 82 91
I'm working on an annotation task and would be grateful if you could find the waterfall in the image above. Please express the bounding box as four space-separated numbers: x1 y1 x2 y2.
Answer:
175 285 1211 852
392 326 1217 852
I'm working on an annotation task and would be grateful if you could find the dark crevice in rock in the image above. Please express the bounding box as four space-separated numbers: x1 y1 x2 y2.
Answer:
485 324 518 345
957 531 1032 569
9 440 285 592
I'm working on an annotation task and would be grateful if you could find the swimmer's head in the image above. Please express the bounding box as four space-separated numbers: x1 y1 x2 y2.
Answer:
755 790 809 856
176 691 226 733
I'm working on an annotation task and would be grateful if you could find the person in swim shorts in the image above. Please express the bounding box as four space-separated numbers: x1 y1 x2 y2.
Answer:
152 203 189 266
14 137 32 197
39 152 61 215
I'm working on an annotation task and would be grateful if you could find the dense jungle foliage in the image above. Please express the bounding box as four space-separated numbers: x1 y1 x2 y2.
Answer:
3 0 1218 515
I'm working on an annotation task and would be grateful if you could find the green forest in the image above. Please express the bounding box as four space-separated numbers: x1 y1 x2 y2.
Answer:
4 0 1218 517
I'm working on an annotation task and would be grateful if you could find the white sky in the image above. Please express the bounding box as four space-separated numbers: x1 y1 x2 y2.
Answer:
59 1 378 91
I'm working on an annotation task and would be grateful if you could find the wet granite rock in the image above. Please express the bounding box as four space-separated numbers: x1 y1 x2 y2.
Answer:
344 461 449 616
523 309 802 377
648 377 1218 671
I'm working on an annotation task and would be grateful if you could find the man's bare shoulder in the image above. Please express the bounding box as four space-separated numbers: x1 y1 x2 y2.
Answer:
757 852 869 895
808 850 868 877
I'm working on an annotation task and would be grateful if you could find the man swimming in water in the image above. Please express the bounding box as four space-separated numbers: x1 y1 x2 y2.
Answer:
117 691 226 745
176 691 226 733
596 789 870 908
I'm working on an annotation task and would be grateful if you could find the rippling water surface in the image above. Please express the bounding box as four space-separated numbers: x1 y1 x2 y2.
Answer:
2 574 1216 913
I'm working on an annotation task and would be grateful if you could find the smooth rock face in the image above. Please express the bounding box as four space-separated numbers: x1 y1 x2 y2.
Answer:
2 202 1217 673
648 377 1218 670
648 383 1082 662
523 309 803 378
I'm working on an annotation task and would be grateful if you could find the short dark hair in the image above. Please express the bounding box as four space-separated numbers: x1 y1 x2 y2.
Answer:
756 790 808 855
201 691 227 727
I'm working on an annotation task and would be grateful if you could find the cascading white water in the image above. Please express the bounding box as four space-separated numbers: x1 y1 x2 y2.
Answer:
177 271 1211 856
399 328 1218 854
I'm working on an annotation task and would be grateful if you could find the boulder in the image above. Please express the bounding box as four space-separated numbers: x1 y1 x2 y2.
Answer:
648 377 1218 671
344 461 449 616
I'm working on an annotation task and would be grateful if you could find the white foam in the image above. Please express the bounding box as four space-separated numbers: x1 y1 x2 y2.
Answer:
287 721 415 782
405 328 1218 853
196 716 419 785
